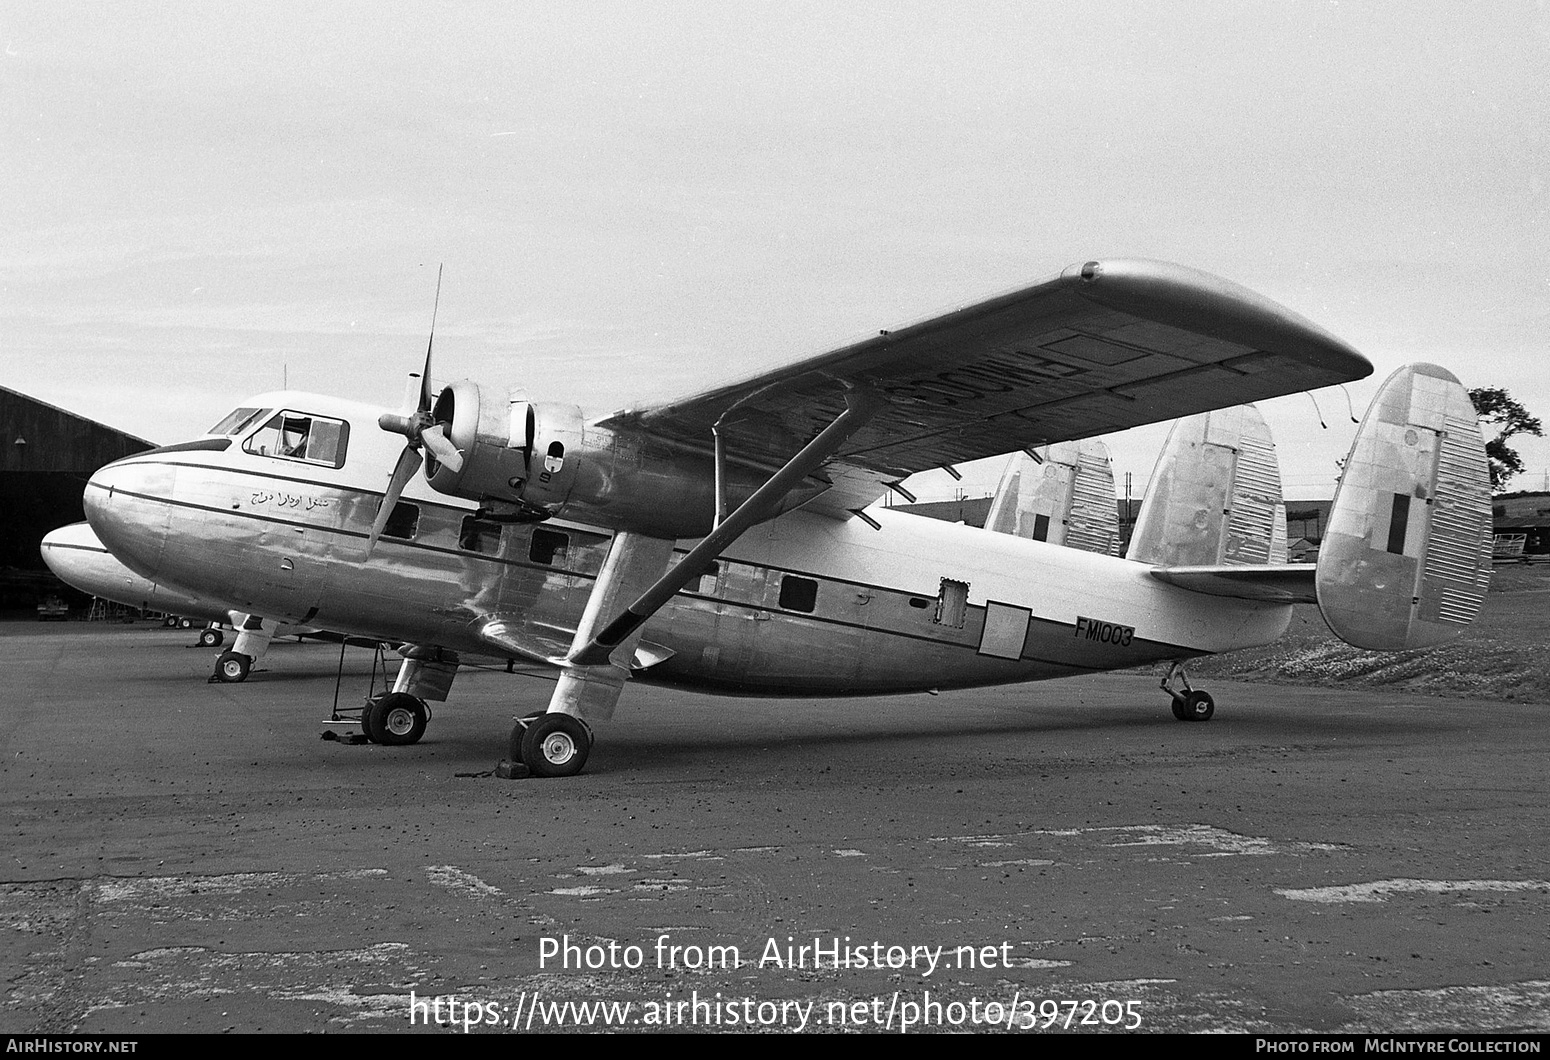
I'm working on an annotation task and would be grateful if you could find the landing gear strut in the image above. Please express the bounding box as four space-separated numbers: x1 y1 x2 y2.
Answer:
332 644 457 745
1161 661 1214 721
510 712 592 778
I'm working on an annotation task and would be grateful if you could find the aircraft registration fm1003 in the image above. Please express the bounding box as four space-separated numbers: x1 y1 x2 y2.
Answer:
82 259 1493 777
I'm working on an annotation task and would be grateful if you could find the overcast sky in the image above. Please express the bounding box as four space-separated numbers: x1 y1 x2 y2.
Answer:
4 2 1547 500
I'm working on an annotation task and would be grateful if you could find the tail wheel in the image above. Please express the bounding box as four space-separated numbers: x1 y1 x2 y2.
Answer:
1183 690 1215 721
517 712 591 778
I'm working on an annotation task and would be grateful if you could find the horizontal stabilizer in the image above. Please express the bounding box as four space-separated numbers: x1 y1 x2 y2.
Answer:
1315 364 1492 650
984 440 1118 554
1149 564 1315 604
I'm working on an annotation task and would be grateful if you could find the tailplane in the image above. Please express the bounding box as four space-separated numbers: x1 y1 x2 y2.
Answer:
985 440 1118 555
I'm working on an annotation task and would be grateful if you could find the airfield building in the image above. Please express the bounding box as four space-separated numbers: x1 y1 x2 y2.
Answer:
0 385 154 613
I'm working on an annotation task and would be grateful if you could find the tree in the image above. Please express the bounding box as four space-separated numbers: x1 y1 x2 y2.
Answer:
1468 387 1543 491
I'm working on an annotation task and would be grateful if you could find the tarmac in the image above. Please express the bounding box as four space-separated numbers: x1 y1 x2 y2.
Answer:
3 620 1548 1034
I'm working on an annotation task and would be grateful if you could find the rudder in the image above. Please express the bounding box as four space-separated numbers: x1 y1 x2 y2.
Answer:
1316 364 1491 650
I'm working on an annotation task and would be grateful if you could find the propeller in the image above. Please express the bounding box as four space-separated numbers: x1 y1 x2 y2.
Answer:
364 268 464 557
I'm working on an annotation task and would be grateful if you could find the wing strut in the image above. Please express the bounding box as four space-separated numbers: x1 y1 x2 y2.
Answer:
712 422 730 529
568 387 884 668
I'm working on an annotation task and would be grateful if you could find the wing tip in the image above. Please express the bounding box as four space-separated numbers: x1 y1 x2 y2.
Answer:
1064 258 1373 383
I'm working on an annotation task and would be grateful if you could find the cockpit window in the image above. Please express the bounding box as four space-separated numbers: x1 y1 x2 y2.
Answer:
242 411 350 467
209 407 269 436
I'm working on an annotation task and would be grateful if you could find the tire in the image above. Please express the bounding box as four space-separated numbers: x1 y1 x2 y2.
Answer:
178 616 195 629
1184 690 1215 721
198 627 223 648
214 651 251 683
519 712 591 778
1171 698 1191 721
366 692 428 746
357 696 381 743
507 711 546 762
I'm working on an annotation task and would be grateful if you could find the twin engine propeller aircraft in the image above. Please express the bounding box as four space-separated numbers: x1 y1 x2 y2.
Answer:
81 259 1493 776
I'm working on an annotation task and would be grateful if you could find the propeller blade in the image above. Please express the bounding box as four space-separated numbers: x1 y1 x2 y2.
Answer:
418 265 444 414
420 423 464 473
364 446 423 557
400 372 423 417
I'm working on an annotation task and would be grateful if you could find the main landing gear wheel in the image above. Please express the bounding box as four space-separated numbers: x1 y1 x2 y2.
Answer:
365 692 428 746
514 713 592 778
213 651 251 683
198 627 223 648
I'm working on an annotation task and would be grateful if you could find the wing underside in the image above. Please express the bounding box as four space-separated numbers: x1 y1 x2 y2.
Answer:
598 259 1373 517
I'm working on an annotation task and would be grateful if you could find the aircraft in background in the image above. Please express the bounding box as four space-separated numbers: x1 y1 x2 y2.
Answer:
80 259 1493 774
41 521 231 642
983 439 1119 555
40 521 311 670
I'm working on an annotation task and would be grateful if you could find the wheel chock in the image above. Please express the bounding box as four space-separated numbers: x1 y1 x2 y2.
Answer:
494 758 531 780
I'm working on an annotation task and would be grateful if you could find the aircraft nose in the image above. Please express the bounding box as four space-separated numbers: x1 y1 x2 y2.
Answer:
39 522 99 579
83 457 172 581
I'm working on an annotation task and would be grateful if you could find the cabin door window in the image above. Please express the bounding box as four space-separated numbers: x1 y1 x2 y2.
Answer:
934 578 968 628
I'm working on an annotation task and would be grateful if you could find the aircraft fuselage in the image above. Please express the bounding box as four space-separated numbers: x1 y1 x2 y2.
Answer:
84 392 1292 698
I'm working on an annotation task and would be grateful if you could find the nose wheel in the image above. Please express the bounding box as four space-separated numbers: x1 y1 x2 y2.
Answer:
1161 662 1214 721
510 712 592 778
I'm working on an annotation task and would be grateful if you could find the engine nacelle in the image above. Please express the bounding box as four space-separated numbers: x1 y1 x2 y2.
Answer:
424 380 823 538
425 380 584 513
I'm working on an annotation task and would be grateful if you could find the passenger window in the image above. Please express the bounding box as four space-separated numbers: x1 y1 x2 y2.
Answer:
459 516 503 554
382 502 419 540
935 578 969 628
242 411 349 468
563 528 612 574
778 575 818 613
530 528 569 565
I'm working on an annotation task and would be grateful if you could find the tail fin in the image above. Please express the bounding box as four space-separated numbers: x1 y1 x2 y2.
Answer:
1316 364 1491 649
1126 405 1285 567
985 440 1118 554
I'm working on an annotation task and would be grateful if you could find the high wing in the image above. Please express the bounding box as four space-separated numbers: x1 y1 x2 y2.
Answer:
597 259 1372 517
